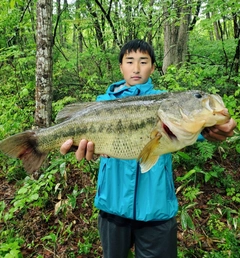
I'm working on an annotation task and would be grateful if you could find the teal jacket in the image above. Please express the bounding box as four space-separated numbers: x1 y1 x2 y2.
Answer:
94 79 179 221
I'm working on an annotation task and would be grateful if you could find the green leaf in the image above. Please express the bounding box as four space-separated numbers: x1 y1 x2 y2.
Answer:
177 151 191 160
28 193 39 202
204 173 212 182
236 144 240 154
17 187 28 194
9 0 15 9
181 210 195 230
127 250 134 258
177 169 202 182
180 210 189 230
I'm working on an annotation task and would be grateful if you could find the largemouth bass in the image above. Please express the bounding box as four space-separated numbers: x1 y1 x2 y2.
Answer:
0 91 230 173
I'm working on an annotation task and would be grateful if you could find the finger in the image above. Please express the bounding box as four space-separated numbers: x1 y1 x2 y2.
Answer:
75 139 88 161
203 118 237 140
85 142 94 161
60 139 73 154
202 128 228 142
214 118 237 136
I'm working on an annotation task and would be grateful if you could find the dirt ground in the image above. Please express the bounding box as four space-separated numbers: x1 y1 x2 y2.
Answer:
0 153 239 257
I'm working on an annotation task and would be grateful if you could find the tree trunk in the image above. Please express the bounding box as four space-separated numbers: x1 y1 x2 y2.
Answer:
86 1 104 49
231 14 240 77
146 0 155 45
162 1 191 74
213 21 221 40
206 12 214 41
94 0 120 47
35 0 53 128
125 0 133 42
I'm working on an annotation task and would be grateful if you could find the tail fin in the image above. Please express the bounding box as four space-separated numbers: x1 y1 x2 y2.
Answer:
0 130 48 173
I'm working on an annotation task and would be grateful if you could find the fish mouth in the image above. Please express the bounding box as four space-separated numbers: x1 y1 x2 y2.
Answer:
214 108 230 118
163 123 177 140
205 96 230 124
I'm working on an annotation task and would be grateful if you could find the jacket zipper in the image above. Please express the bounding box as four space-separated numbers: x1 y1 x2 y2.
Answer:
133 163 140 220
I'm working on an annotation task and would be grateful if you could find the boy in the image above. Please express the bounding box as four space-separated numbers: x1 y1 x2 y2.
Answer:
60 39 236 258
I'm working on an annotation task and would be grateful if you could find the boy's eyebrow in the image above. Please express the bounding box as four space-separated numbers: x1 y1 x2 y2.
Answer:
125 56 149 60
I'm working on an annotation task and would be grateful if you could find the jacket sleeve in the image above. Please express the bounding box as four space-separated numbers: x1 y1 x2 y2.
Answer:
197 134 205 142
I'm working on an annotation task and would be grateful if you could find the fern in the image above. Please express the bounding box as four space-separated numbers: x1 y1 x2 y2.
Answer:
197 141 216 162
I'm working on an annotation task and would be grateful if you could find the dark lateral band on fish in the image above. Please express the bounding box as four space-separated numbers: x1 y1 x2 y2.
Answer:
0 91 230 174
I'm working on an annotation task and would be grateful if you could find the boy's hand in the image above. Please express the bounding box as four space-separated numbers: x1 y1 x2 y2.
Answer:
60 139 94 160
202 118 237 142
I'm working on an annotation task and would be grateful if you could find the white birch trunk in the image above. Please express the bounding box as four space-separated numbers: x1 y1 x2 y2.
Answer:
35 0 53 128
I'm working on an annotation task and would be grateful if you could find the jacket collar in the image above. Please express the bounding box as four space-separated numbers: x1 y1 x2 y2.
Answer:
105 78 154 100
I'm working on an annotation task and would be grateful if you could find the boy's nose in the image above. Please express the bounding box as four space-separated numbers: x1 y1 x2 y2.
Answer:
133 63 140 73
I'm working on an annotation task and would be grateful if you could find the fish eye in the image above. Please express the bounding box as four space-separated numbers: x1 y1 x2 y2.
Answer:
194 93 202 98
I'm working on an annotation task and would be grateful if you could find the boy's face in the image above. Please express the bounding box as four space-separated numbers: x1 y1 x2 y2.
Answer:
120 50 155 86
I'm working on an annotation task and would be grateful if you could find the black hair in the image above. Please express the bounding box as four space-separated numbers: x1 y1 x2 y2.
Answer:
119 39 156 64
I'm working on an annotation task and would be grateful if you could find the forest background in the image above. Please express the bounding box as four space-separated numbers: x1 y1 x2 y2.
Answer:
0 0 239 257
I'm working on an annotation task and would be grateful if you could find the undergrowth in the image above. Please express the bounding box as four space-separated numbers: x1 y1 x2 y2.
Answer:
0 39 239 257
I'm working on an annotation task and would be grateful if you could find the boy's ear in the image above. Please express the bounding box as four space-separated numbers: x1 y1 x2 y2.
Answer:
150 64 155 74
120 63 123 74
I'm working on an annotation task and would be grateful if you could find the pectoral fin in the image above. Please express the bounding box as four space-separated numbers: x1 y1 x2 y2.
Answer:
150 127 160 139
138 134 162 173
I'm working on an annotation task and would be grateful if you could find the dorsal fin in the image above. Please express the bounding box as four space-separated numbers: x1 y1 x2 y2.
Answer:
55 102 97 123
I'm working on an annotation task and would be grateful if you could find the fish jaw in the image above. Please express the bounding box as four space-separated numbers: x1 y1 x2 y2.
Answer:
157 119 200 153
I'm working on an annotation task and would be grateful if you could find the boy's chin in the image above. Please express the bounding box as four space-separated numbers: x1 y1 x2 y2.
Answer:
126 79 148 86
